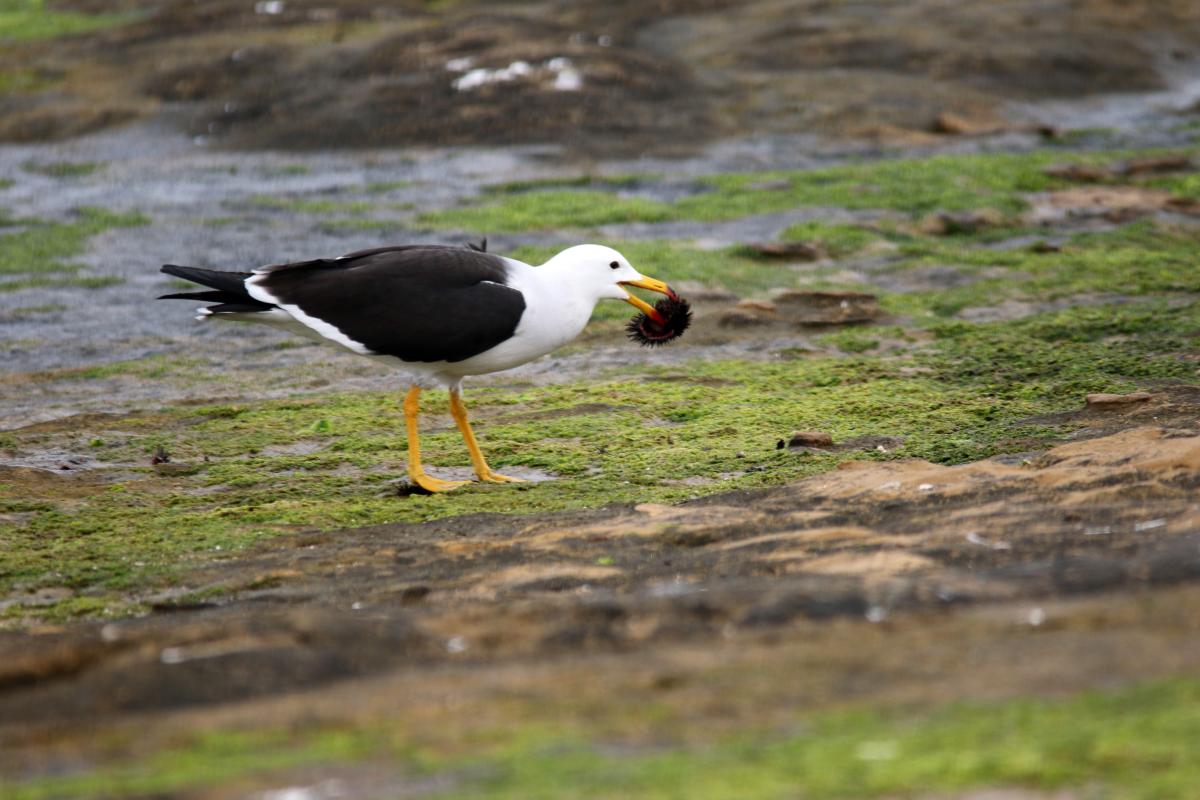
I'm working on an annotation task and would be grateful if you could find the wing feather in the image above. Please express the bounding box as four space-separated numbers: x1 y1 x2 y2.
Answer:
250 246 526 363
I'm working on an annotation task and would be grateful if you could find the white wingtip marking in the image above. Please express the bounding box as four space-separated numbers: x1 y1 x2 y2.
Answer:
245 273 372 354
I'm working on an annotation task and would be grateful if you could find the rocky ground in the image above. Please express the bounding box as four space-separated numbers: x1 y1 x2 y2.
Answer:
4 0 1200 153
3 1 1200 798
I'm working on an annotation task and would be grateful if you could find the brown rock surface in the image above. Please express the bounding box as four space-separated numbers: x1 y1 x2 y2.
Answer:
1085 391 1154 407
3 423 1200 734
771 289 881 325
4 0 1200 150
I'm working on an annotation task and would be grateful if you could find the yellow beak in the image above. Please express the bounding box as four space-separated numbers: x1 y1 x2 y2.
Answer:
619 275 674 322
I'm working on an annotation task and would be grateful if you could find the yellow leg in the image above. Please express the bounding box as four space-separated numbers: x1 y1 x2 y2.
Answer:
403 387 468 493
449 389 523 484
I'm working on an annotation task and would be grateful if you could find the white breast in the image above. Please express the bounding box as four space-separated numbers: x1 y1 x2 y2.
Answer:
442 259 594 377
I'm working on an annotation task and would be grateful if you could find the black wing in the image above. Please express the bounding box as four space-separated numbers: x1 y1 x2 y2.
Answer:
252 245 526 363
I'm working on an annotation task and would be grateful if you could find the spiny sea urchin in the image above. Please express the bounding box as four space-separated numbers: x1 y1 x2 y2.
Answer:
626 295 692 347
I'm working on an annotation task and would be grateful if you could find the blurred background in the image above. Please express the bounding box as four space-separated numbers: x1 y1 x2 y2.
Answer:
2 0 1199 152
3 2 1200 798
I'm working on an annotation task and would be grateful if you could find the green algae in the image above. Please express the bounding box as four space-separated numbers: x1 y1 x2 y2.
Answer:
2 296 1195 618
416 146 1200 235
817 327 890 354
415 149 1163 233
516 218 1200 324
0 275 124 292
776 221 883 257
7 728 384 800
54 354 208 382
263 164 312 177
5 303 65 316
0 69 52 93
2 125 1199 799
247 195 377 215
483 174 649 194
21 160 104 178
321 218 410 232
0 207 148 278
446 677 1200 800
0 0 134 42
673 151 1062 219
417 190 676 232
9 676 1200 799
882 220 1200 319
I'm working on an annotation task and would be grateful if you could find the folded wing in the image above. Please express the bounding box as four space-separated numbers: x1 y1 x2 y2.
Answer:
247 245 526 363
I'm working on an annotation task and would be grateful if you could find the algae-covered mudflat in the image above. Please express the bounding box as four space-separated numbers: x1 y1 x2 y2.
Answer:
4 133 1200 797
3 1 1200 796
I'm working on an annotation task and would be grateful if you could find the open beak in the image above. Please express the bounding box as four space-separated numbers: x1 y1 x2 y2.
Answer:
619 276 676 323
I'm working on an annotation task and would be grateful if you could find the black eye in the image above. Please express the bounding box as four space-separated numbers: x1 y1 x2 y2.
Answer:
610 261 620 269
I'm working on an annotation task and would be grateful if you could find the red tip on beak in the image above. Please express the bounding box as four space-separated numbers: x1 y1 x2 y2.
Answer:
620 275 673 322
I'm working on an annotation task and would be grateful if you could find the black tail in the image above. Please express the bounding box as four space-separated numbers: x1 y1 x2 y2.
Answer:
160 264 252 294
159 264 272 311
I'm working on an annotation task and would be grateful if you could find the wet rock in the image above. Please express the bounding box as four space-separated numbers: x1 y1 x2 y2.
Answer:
1122 154 1194 176
1141 537 1200 584
5 0 1200 154
1043 155 1194 187
1044 163 1112 182
149 597 221 613
931 111 1004 136
0 587 74 614
736 300 778 315
787 431 834 449
1052 555 1130 593
1085 391 1154 408
745 179 792 191
1027 186 1181 224
1164 196 1200 215
154 462 202 476
671 286 738 304
770 290 881 325
742 241 827 261
398 586 431 606
718 300 778 328
918 208 1006 236
741 580 868 625
718 309 768 328
838 435 905 453
0 103 140 145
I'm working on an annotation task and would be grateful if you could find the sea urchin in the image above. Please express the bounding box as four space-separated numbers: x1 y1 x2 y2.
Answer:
626 295 692 347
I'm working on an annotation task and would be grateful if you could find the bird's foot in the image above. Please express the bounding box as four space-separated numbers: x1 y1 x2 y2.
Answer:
476 469 524 484
410 473 470 493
